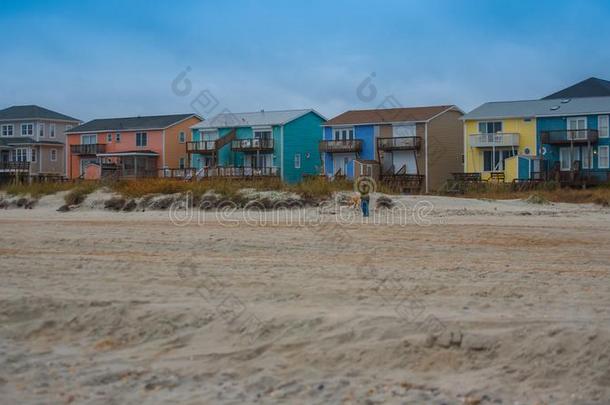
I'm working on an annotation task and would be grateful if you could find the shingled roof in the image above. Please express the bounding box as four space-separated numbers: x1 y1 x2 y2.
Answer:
192 109 324 129
324 105 457 126
543 77 610 100
67 114 199 133
0 105 79 122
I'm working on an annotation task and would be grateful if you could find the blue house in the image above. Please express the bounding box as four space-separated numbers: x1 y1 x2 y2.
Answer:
188 109 326 184
321 106 464 192
463 96 610 185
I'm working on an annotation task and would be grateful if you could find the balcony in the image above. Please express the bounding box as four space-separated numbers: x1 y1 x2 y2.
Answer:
319 139 363 153
540 129 599 144
231 138 274 152
70 144 106 155
187 130 236 154
377 136 422 151
187 140 219 153
469 133 520 148
0 161 30 172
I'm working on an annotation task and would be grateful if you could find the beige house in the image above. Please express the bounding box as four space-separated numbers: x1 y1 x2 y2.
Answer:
0 105 80 179
321 106 464 192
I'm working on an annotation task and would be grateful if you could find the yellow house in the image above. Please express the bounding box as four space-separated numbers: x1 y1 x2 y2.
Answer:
462 107 538 182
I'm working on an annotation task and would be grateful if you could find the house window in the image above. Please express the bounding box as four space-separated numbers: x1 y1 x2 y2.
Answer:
50 149 58 162
1 124 13 136
334 128 354 140
31 148 36 163
107 133 112 143
49 123 56 138
14 148 28 162
478 121 503 133
116 133 121 143
559 147 582 171
65 125 73 131
254 129 272 140
179 157 185 169
582 147 594 169
294 153 301 169
179 131 186 143
598 115 609 138
81 134 97 144
38 123 45 137
136 132 148 147
483 149 516 171
21 123 33 136
599 146 609 169
393 124 416 137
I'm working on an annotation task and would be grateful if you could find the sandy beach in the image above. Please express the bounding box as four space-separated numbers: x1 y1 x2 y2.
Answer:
1 195 609 404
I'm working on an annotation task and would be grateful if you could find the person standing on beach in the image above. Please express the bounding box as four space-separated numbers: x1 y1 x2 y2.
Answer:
360 185 370 217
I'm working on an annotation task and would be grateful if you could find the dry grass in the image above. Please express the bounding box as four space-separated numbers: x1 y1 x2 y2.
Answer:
288 176 354 199
2 182 75 199
64 182 100 205
458 182 610 206
110 178 285 199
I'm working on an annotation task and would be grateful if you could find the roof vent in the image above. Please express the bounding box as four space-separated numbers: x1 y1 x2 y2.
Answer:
550 106 560 111
561 98 571 104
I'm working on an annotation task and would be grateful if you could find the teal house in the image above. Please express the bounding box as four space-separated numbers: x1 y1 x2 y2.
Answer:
188 109 326 184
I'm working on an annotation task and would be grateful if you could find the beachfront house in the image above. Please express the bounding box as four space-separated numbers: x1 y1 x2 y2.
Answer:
321 106 464 192
0 105 80 181
66 114 202 179
462 96 610 185
188 109 326 184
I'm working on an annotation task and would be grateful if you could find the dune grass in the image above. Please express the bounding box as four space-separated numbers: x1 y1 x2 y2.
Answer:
2 182 75 199
109 177 286 199
456 181 610 206
63 182 101 205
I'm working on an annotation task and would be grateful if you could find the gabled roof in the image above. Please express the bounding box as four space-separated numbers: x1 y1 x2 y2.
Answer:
0 105 80 122
462 96 610 120
543 77 610 100
67 114 200 133
192 109 325 130
323 105 459 126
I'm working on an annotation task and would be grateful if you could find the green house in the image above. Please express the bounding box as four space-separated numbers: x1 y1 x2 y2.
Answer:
188 109 326 184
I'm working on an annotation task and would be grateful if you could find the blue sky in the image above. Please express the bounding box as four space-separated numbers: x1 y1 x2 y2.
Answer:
1 0 610 121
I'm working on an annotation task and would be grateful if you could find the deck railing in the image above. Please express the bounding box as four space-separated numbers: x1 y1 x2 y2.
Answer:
319 139 363 153
540 129 599 144
201 166 280 178
0 161 30 171
377 136 422 151
70 144 106 155
231 138 274 152
187 140 218 153
469 133 520 148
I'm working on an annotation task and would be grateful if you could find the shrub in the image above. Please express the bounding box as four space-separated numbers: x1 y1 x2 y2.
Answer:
104 197 126 211
64 182 100 205
525 193 548 205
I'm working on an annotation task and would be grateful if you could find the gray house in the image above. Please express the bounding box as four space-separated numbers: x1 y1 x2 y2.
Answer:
0 105 81 178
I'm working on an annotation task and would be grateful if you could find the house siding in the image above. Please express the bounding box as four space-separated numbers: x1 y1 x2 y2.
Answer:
66 130 164 178
537 115 608 170
163 116 202 168
426 109 464 191
282 111 325 183
0 118 79 175
464 117 536 178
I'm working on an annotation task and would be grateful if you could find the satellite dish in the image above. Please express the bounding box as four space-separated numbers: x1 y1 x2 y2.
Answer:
541 146 547 155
